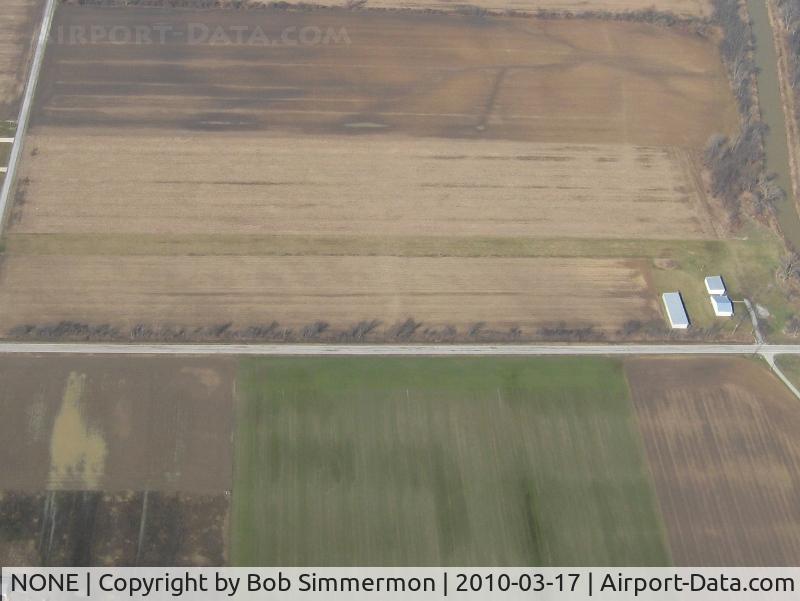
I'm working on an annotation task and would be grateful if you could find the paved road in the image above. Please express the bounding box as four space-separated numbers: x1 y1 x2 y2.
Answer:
0 0 57 227
6 342 800 398
0 342 792 356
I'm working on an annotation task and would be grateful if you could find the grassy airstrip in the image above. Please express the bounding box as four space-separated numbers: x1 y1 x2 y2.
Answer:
232 357 670 566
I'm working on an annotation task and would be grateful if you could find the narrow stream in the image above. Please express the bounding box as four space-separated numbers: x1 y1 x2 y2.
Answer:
746 0 800 246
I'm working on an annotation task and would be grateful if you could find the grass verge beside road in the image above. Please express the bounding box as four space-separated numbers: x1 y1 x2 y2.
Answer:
775 354 800 388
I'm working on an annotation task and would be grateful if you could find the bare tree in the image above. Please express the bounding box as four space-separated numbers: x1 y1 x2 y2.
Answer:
778 251 800 283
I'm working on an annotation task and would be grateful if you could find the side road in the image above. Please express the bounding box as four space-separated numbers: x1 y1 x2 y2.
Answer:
0 0 57 228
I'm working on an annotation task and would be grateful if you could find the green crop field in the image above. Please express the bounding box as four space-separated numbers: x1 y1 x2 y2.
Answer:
232 357 670 566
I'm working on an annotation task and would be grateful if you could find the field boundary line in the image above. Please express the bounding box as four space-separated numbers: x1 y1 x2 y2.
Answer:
1 342 800 356
762 351 800 400
0 0 58 233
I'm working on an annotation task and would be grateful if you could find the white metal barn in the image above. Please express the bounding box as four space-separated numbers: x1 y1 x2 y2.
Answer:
710 294 733 317
704 275 726 295
662 292 689 329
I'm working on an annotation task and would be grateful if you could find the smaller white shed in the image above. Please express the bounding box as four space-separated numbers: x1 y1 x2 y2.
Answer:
705 275 726 296
710 294 733 317
662 292 690 329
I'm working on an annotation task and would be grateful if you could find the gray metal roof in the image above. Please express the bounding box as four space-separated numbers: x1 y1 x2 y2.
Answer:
662 292 689 327
711 294 733 311
705 275 726 294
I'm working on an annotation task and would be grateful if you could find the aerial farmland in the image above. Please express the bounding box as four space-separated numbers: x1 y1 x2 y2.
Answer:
0 1 761 342
626 356 800 565
4 0 800 573
0 0 43 185
0 0 43 121
232 356 670 566
0 355 235 565
323 0 713 16
4 354 800 566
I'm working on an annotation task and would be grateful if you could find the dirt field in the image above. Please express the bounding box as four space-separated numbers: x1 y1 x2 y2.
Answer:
0 355 236 492
0 491 228 566
0 0 43 120
0 6 748 338
62 0 714 19
38 8 736 146
0 5 740 340
13 131 715 240
626 357 800 565
0 255 658 338
315 0 712 17
0 355 234 566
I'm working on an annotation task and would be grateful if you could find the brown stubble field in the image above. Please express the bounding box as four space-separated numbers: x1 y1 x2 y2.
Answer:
0 355 235 492
63 0 714 19
0 5 739 340
359 0 712 17
626 357 800 565
0 355 235 566
0 0 43 120
0 256 657 337
12 133 715 239
36 9 735 144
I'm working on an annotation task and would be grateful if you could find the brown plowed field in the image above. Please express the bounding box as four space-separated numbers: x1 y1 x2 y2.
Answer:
38 8 736 146
0 355 236 492
0 6 738 340
65 0 713 18
626 357 800 566
13 131 714 239
290 0 713 17
0 0 42 120
0 255 657 337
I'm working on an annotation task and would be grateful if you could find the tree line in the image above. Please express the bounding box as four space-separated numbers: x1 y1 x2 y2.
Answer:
704 0 787 226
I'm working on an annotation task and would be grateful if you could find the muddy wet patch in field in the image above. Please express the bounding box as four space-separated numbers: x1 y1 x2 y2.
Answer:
0 491 228 566
0 356 235 492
